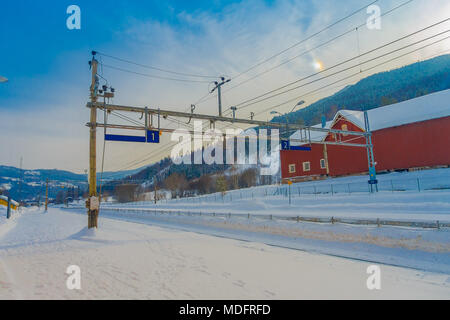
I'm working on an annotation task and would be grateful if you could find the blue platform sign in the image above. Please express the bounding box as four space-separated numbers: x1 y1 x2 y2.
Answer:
105 130 160 144
146 130 160 143
290 145 312 151
281 140 311 151
105 134 146 143
281 140 290 150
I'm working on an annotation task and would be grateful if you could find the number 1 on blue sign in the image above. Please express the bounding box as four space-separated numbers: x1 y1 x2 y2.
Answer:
147 130 160 143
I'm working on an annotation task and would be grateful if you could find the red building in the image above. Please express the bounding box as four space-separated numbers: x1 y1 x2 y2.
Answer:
281 89 450 181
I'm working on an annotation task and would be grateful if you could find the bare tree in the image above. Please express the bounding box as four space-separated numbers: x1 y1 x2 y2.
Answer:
55 190 65 204
164 173 188 198
216 175 227 196
115 184 139 203
198 175 214 194
239 168 258 188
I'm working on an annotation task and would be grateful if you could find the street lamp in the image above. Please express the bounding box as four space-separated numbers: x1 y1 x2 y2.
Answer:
0 76 8 83
289 100 305 113
270 100 305 137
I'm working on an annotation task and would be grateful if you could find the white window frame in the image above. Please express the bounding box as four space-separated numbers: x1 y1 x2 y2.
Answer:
341 124 348 136
288 164 296 173
320 159 326 169
302 161 311 172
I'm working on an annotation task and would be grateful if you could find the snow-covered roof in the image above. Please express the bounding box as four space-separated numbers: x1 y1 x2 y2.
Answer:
290 89 450 144
334 89 450 132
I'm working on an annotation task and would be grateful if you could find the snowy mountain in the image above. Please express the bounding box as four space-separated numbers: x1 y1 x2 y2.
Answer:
272 54 450 126
0 165 146 201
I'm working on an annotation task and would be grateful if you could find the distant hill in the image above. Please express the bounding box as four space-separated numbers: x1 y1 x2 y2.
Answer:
272 54 450 126
0 165 147 201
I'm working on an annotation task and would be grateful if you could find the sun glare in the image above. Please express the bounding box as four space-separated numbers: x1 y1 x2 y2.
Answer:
313 60 324 71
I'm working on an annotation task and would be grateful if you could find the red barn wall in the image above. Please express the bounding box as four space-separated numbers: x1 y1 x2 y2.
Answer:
325 116 367 177
370 116 450 171
280 147 326 179
280 116 450 179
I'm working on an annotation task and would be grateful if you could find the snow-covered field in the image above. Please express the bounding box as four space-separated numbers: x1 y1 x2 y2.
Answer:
0 206 20 239
103 168 450 223
112 191 450 223
0 169 449 299
0 208 449 299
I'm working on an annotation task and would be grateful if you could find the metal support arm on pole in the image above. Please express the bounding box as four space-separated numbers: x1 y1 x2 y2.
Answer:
210 77 231 117
89 102 368 138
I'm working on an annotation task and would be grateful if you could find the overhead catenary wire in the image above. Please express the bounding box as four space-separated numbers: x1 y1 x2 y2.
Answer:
109 29 449 174
95 51 219 79
232 21 450 110
252 34 450 119
231 0 381 82
104 117 192 175
192 0 400 109
239 30 450 112
100 63 212 83
97 0 448 178
214 0 415 101
187 0 412 133
106 113 249 176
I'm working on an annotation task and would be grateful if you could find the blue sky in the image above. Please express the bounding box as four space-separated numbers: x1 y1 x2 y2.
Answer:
0 0 449 173
1 0 273 109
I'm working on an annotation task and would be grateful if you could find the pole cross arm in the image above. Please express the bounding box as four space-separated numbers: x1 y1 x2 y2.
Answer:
87 102 367 137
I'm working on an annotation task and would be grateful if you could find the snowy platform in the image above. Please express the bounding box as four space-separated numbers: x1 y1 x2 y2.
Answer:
0 208 448 299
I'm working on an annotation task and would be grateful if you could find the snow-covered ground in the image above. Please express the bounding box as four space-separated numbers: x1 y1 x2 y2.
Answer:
0 207 449 299
103 168 450 223
111 191 450 223
0 169 448 299
0 206 20 239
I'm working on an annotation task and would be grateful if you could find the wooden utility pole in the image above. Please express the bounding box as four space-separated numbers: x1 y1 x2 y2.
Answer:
45 178 49 212
87 53 99 228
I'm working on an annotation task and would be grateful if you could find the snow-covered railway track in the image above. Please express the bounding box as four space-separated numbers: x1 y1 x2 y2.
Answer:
63 207 450 274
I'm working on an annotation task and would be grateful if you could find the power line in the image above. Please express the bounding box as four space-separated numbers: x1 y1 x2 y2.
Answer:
102 31 449 175
100 63 211 83
231 0 381 81
105 117 190 174
233 20 450 110
239 30 450 110
110 111 144 126
106 112 249 175
194 0 415 107
95 51 219 79
253 34 450 119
